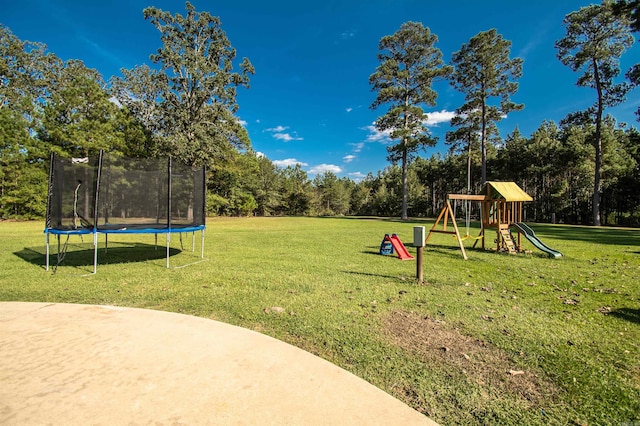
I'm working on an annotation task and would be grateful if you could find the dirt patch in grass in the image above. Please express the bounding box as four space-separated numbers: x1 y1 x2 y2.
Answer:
383 310 558 408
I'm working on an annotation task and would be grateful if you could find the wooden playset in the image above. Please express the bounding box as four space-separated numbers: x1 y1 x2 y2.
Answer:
425 181 561 259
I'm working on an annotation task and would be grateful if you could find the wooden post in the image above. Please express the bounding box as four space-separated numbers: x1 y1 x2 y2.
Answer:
416 247 423 282
414 226 425 283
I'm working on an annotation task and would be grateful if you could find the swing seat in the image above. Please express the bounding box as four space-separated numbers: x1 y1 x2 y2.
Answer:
460 234 483 241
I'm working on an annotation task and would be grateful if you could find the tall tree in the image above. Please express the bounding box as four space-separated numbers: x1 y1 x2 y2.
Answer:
253 154 282 216
613 0 640 120
110 64 166 157
0 26 60 218
445 113 482 194
449 29 524 184
111 2 254 167
0 25 54 122
39 59 126 158
370 21 451 220
0 107 47 218
280 164 312 216
556 1 634 225
312 172 352 216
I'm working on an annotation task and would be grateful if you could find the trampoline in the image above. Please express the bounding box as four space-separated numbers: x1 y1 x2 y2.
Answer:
45 151 206 273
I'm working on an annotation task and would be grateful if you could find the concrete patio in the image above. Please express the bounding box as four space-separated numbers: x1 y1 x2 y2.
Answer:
0 302 437 425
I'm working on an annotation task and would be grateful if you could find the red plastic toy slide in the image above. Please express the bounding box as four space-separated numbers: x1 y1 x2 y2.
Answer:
387 234 414 260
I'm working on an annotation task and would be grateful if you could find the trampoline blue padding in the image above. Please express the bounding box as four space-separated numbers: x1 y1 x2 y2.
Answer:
45 228 94 235
45 225 205 235
98 225 206 234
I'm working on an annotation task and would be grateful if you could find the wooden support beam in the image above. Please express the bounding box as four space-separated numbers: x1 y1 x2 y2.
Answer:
447 194 487 201
426 200 467 260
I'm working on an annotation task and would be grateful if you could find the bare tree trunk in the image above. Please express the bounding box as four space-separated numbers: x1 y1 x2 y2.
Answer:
481 87 487 184
401 103 409 220
401 146 408 220
467 141 472 194
593 58 603 226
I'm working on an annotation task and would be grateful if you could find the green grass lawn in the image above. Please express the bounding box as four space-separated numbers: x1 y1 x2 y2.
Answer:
1 217 639 425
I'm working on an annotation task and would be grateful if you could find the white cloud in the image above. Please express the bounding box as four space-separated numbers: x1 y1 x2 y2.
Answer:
423 110 456 126
348 172 366 181
237 118 248 126
108 96 122 108
364 123 393 143
255 151 266 158
343 154 356 163
272 158 308 168
340 29 357 39
78 35 124 67
274 133 303 142
516 16 554 60
266 125 287 132
351 142 365 153
346 107 353 113
361 111 455 145
517 39 538 61
266 125 303 142
309 164 342 174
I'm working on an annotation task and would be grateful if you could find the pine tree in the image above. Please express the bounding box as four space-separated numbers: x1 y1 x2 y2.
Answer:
449 29 524 185
556 1 634 225
370 22 451 220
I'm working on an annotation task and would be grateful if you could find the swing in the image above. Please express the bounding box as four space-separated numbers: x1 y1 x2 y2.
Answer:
459 199 482 241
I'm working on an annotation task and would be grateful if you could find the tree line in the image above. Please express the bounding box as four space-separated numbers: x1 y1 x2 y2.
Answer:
1 1 639 225
369 1 638 225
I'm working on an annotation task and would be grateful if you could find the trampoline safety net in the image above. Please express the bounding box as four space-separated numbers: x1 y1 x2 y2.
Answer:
46 156 99 231
46 151 206 232
45 150 206 273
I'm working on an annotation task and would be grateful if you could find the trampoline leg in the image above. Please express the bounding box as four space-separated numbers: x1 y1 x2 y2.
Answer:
192 231 195 252
45 232 50 271
166 233 170 268
201 228 205 259
93 232 98 274
155 234 158 250
105 234 108 253
57 235 61 267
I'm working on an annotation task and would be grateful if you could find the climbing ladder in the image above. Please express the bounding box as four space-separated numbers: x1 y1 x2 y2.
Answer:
498 225 517 254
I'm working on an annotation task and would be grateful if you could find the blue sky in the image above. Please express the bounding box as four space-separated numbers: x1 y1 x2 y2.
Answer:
3 0 639 180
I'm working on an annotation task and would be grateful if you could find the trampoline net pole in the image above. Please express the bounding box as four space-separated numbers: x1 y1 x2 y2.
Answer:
201 228 205 259
93 232 98 274
167 156 171 268
166 233 170 268
45 232 50 271
45 152 55 230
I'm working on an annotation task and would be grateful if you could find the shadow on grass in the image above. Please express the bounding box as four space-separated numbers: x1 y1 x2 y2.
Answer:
319 216 640 247
15 243 181 269
361 249 414 260
364 243 483 261
519 223 640 247
362 245 384 256
609 308 640 325
342 270 408 280
315 216 434 225
424 246 472 260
